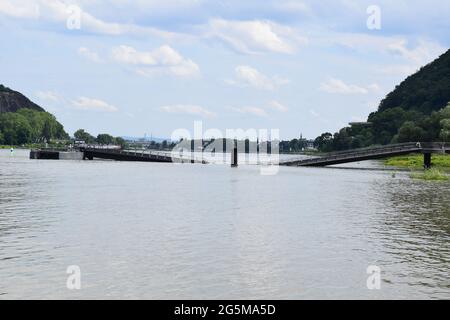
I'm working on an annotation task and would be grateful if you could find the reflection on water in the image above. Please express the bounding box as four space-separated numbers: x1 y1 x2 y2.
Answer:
0 149 449 299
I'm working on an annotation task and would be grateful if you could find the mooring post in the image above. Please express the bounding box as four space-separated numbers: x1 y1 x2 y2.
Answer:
231 139 238 167
424 153 432 169
191 139 195 164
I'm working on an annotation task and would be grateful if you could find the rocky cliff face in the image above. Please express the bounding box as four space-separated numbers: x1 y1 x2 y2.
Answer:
0 85 45 113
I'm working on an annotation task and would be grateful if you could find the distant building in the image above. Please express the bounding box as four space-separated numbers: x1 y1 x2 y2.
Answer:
74 140 86 146
305 139 317 151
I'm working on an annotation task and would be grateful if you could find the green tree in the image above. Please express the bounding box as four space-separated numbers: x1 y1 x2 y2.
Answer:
15 109 68 142
438 103 450 119
0 109 68 145
369 107 408 145
42 119 53 142
397 121 425 142
440 119 450 142
74 129 95 143
0 112 32 145
115 137 127 148
438 104 450 142
332 128 353 151
314 132 333 152
96 134 115 145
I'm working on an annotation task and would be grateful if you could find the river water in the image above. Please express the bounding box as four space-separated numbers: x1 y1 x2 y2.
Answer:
0 149 449 299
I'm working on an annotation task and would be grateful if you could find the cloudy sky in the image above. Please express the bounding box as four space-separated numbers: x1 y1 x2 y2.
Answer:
1 0 449 139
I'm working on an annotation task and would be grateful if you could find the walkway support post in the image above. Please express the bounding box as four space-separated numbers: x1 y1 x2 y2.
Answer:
231 139 238 168
424 153 432 169
191 139 195 164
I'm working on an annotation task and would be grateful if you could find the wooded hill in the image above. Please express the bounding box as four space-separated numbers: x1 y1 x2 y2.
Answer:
0 85 68 145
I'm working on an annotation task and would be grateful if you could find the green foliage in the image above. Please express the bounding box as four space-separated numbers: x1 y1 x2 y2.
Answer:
96 133 115 145
438 104 450 142
385 154 450 169
410 168 449 181
396 121 425 143
74 129 96 144
314 132 333 152
0 108 68 145
115 137 127 148
73 129 128 148
280 137 310 153
379 50 450 115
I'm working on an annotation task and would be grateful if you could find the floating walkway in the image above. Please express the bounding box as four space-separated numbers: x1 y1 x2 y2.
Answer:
30 146 206 164
280 142 450 167
30 142 449 168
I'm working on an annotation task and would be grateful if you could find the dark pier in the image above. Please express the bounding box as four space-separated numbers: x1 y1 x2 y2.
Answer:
82 147 173 162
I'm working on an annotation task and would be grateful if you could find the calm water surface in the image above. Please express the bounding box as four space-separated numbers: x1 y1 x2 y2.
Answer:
0 149 449 299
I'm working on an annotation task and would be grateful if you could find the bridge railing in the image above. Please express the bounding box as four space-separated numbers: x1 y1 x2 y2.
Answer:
82 144 122 150
421 142 448 150
322 142 419 157
282 142 422 165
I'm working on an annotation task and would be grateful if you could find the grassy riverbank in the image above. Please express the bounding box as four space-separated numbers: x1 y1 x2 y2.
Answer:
385 154 450 181
0 145 16 149
384 154 450 169
410 168 449 181
1 142 68 150
1 144 37 149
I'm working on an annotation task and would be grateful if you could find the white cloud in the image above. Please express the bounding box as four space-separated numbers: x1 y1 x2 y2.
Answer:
275 1 312 15
35 90 61 102
269 100 289 112
0 0 39 18
228 100 288 117
226 65 289 91
367 83 382 92
76 0 202 13
380 39 446 76
78 47 102 62
0 0 181 40
386 39 444 65
320 78 380 95
205 18 306 54
160 104 216 118
71 97 118 112
111 45 200 77
334 34 445 61
229 106 268 118
333 33 446 76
